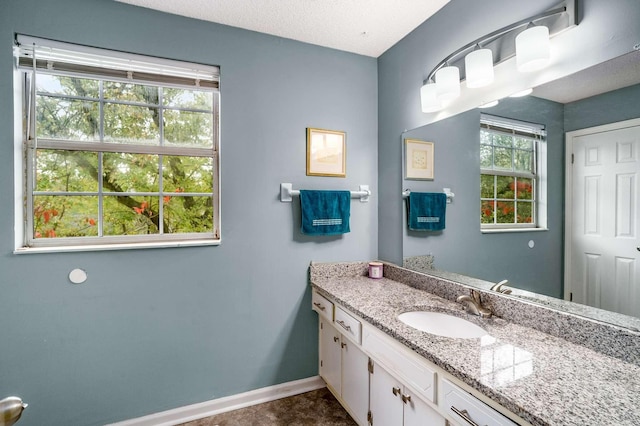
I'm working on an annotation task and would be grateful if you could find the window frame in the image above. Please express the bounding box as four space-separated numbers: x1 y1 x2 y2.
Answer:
13 36 221 253
480 114 547 232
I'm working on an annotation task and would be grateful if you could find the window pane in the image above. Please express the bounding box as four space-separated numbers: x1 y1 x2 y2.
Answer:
33 195 98 238
163 109 213 147
163 88 213 111
36 150 98 192
496 176 515 199
514 137 533 150
493 133 512 147
496 201 515 224
37 96 99 141
493 147 513 170
480 174 495 198
517 202 534 224
103 153 159 193
480 145 493 168
36 74 99 98
163 196 213 233
103 196 159 235
103 103 160 144
481 200 494 224
104 81 159 104
480 130 492 145
514 149 533 172
516 177 534 200
163 156 213 193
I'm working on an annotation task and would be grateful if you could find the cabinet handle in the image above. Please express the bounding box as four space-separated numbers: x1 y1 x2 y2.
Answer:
336 320 352 332
333 336 339 343
451 406 480 426
392 387 401 396
341 342 347 349
313 302 326 311
401 394 412 404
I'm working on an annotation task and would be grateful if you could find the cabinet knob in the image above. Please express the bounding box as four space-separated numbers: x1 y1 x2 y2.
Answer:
401 394 412 404
341 342 347 349
392 387 401 396
333 336 339 343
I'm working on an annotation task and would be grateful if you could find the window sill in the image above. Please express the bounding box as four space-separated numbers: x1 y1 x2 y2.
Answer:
481 227 548 234
14 239 220 254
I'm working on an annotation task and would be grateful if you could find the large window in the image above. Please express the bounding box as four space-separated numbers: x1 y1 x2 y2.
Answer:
480 114 546 231
14 36 220 251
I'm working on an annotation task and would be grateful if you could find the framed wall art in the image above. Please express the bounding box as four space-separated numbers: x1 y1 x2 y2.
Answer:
306 128 346 177
404 138 434 180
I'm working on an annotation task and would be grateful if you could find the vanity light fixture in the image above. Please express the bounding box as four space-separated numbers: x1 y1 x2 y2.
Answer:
435 64 460 103
478 100 499 108
465 45 494 88
420 82 442 113
515 23 551 72
419 1 576 114
509 88 534 97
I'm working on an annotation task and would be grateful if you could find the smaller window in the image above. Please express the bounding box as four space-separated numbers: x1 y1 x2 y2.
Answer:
480 114 546 231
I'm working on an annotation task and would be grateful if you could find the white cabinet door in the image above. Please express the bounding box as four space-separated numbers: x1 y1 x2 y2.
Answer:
319 320 342 395
342 339 369 426
370 361 445 426
403 389 446 426
370 361 404 426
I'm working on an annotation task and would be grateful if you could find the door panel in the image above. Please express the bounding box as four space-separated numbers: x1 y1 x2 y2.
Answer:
570 124 640 317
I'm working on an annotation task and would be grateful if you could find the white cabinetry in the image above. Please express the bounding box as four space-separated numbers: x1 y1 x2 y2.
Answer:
312 289 524 426
441 378 519 426
370 361 445 426
318 313 369 426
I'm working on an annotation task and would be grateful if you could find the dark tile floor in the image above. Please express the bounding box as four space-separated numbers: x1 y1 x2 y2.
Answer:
178 387 357 426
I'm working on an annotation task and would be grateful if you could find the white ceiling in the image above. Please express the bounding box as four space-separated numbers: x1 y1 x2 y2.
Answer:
115 0 450 58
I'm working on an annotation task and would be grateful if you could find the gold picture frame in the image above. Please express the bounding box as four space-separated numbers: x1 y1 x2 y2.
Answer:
404 138 434 180
306 128 346 177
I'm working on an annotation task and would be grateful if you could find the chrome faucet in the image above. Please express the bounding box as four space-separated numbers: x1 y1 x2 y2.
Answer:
456 290 492 318
490 279 512 294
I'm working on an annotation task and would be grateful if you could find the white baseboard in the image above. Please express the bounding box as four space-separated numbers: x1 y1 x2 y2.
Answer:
108 376 326 426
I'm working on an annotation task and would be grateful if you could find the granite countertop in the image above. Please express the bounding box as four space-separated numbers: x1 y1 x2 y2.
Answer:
311 272 640 426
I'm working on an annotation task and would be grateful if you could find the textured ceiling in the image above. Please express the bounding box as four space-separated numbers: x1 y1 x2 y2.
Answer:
115 0 450 57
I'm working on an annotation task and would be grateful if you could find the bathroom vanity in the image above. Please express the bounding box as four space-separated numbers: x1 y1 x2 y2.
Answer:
310 261 640 426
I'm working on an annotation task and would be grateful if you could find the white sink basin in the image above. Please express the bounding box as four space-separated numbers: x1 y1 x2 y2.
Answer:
398 311 487 339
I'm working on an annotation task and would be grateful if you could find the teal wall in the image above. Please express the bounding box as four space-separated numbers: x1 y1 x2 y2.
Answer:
0 1 377 425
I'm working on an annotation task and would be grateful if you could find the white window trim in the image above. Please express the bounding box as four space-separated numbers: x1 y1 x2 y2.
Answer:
480 114 548 232
13 36 221 253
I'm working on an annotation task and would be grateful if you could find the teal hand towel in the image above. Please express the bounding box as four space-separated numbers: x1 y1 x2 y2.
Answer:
300 190 351 236
407 192 446 231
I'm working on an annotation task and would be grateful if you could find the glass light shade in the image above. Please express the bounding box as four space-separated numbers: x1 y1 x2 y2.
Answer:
509 88 533 97
516 25 550 72
420 83 442 113
478 100 499 108
435 66 460 103
465 48 494 88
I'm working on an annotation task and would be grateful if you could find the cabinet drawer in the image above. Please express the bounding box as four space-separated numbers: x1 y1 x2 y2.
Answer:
335 306 362 344
441 379 518 426
363 325 436 403
312 290 334 321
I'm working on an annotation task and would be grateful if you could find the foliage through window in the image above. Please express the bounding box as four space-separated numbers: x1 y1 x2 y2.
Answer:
480 115 545 230
14 36 220 249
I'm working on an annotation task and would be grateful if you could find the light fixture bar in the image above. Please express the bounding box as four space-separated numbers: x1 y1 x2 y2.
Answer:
423 2 575 84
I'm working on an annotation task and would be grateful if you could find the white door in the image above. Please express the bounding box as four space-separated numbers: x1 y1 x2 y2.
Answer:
319 320 342 395
369 362 403 426
566 120 640 316
341 340 369 426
